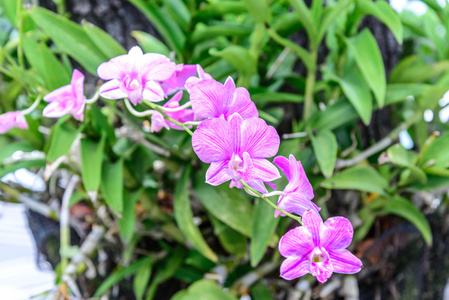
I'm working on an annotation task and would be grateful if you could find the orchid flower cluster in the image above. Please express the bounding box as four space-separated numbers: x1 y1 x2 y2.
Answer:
0 46 362 283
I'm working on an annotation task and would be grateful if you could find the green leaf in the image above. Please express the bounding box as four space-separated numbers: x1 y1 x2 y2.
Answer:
1 0 18 26
268 29 312 70
29 7 108 75
209 214 247 257
288 0 315 40
251 91 304 103
94 257 152 297
311 130 337 178
251 281 274 300
22 36 71 91
250 198 279 267
194 176 253 237
387 144 427 184
242 0 268 23
379 196 432 246
80 135 105 193
0 159 46 178
310 99 358 131
194 1 247 21
46 123 79 163
174 167 217 262
329 68 373 125
356 0 403 44
191 23 252 44
163 0 190 32
346 29 386 107
389 56 449 84
0 141 35 163
131 31 171 56
385 84 428 105
209 46 256 77
172 280 237 300
317 0 351 44
311 0 324 25
133 259 153 300
128 0 185 58
101 159 124 215
119 189 142 245
420 132 449 169
145 247 186 300
321 166 388 194
82 22 126 59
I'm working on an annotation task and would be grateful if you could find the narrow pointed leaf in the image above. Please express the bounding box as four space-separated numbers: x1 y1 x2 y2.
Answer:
311 130 337 178
101 159 124 215
46 123 79 163
80 134 105 192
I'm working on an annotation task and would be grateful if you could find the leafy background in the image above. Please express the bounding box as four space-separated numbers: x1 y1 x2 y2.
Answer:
0 0 449 299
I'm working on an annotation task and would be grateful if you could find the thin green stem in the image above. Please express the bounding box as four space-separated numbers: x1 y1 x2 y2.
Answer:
22 95 42 115
16 0 24 67
303 50 317 121
143 100 193 136
240 180 303 225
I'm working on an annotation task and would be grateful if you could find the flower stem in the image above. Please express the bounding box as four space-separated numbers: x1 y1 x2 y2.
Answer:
240 180 303 225
85 89 100 104
160 101 191 112
303 50 317 121
124 98 155 117
21 95 42 115
143 100 193 136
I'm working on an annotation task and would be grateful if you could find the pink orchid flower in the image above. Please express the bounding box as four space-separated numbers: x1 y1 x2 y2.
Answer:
97 46 176 105
43 69 85 121
279 210 362 283
150 91 194 133
189 77 258 121
0 111 28 134
185 65 212 93
273 155 320 218
192 113 280 193
160 64 198 95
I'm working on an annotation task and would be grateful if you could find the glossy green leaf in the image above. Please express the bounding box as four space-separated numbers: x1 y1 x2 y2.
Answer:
379 196 432 246
346 29 386 107
250 198 279 267
82 22 126 59
194 1 247 21
321 166 388 194
174 167 218 262
22 36 71 91
80 134 105 193
46 123 79 163
101 159 124 215
209 46 256 77
94 257 152 297
310 99 358 131
119 189 142 245
0 159 46 178
385 84 427 105
194 177 253 237
172 280 237 300
317 0 351 43
252 92 304 103
191 23 252 44
251 281 274 300
243 0 268 23
0 141 35 163
268 29 312 70
29 7 108 75
420 132 449 169
311 130 337 178
356 0 403 44
329 68 373 125
131 31 170 57
389 56 449 84
209 215 247 257
164 0 190 32
1 0 18 26
270 13 302 36
288 0 315 39
128 0 185 58
134 258 153 300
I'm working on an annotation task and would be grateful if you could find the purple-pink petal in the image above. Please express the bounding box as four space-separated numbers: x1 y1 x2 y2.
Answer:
43 101 72 118
190 79 232 120
280 257 310 280
140 53 176 81
320 217 354 251
228 87 258 119
0 111 28 133
329 249 362 274
251 158 281 182
241 117 279 158
273 156 292 181
99 79 127 100
303 210 323 246
192 118 233 163
309 247 334 283
206 161 232 186
279 226 314 257
275 194 320 218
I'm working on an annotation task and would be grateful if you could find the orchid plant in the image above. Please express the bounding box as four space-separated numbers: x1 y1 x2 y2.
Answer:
0 45 362 283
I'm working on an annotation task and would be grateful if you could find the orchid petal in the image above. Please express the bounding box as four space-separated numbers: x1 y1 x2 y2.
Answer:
329 249 363 274
140 53 176 81
43 101 72 118
99 79 128 100
251 158 281 182
320 217 354 251
241 117 279 158
310 247 333 283
229 87 258 119
280 257 310 280
142 80 165 102
206 161 232 186
192 118 233 163
303 210 323 246
279 226 314 257
276 194 320 218
43 85 72 103
190 79 231 120
273 156 292 181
